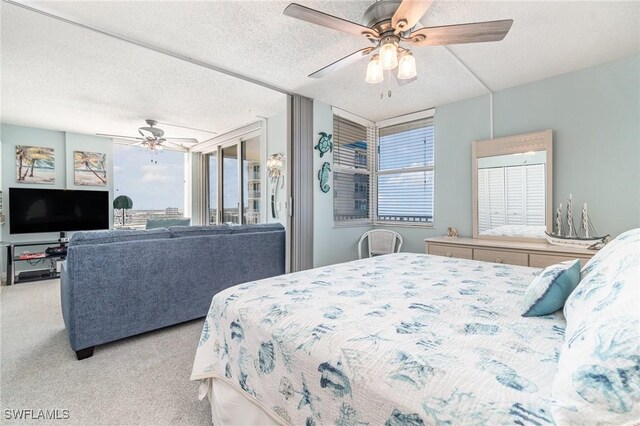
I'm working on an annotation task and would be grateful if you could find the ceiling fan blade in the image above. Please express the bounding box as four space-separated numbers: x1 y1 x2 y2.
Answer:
309 46 377 78
164 137 199 142
406 19 513 46
155 121 217 134
392 0 434 34
161 141 188 151
284 3 378 39
96 133 143 141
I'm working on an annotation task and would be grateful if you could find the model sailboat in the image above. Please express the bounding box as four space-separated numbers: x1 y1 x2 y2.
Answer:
545 194 609 248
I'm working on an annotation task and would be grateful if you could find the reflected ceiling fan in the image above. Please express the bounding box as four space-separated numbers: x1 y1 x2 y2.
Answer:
97 119 199 151
284 0 513 92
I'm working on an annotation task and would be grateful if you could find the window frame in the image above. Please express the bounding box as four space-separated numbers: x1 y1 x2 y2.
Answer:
373 109 436 228
196 123 263 225
332 107 375 227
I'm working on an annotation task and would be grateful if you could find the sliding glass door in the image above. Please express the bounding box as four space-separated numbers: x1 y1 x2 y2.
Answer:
222 145 240 224
205 135 263 225
242 137 261 224
208 150 218 224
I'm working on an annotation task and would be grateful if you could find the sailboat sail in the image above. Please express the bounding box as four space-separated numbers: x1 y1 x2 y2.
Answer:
545 194 607 248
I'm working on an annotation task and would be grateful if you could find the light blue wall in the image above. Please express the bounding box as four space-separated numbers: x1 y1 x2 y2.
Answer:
387 55 640 253
313 101 372 267
313 55 640 258
1 124 114 281
266 108 288 225
493 55 639 239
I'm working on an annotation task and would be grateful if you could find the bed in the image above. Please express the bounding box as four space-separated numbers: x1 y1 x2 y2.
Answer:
479 224 547 238
191 229 639 425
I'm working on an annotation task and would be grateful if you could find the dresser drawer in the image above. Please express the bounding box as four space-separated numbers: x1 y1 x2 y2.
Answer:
473 248 528 266
529 254 593 268
427 244 473 260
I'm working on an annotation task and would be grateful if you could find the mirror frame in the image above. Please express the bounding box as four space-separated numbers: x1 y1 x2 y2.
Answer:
472 129 553 242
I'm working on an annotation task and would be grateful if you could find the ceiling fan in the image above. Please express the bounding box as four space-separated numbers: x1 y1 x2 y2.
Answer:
283 0 513 90
97 119 199 151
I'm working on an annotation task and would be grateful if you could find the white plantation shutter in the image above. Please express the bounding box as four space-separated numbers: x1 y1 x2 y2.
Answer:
505 166 525 225
488 167 506 228
477 168 490 232
376 118 434 223
333 116 372 222
525 164 545 225
480 163 546 230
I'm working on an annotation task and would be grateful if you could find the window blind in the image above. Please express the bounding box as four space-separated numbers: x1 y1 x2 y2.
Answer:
478 163 545 231
506 166 524 225
525 164 545 225
333 116 371 222
477 168 490 232
376 117 434 223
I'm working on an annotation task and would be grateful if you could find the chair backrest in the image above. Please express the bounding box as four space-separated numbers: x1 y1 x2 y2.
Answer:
358 230 403 259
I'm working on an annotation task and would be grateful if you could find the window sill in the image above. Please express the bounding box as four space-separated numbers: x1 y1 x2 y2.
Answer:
373 222 435 229
333 220 372 229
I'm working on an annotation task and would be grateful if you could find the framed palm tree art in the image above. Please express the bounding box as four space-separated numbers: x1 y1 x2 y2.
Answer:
74 151 107 186
16 145 55 184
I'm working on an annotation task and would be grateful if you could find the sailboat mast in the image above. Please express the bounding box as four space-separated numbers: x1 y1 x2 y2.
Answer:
567 194 574 238
582 203 589 238
556 203 563 236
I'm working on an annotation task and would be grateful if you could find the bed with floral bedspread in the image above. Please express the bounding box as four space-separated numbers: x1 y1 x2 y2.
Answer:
191 253 567 425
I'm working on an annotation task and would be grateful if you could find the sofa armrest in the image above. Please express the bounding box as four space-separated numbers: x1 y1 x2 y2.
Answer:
59 260 77 349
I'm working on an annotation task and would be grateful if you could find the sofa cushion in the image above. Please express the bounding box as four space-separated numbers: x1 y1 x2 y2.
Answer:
229 223 285 234
146 217 191 229
70 228 171 246
169 225 231 238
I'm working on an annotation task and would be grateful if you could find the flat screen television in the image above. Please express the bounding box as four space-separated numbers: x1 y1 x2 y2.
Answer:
9 188 109 234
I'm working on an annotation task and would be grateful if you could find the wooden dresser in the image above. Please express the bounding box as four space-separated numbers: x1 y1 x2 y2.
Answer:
425 237 597 268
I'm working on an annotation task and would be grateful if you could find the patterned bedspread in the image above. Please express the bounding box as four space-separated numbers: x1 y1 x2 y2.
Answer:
479 224 546 238
192 253 565 425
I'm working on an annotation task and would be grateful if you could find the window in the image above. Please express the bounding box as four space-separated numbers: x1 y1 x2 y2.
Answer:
477 163 545 232
113 144 186 228
205 134 263 225
333 115 373 223
376 117 435 224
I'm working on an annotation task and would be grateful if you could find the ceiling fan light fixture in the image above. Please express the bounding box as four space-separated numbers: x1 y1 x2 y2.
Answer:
397 50 417 79
365 54 384 84
379 39 398 70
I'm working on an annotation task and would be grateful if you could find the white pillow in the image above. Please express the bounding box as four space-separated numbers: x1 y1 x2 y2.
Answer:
551 228 640 424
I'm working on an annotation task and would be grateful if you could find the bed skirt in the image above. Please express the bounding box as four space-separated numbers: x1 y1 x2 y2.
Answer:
200 376 287 426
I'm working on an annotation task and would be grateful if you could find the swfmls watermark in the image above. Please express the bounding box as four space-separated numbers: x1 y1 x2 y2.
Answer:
4 409 70 421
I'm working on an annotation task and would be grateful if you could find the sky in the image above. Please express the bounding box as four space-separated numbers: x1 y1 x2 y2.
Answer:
113 144 185 210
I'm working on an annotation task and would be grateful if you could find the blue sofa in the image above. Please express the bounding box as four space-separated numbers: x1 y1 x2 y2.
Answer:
60 223 285 360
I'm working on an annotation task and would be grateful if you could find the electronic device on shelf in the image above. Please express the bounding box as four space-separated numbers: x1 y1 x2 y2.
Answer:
45 246 68 256
9 187 109 234
18 252 47 260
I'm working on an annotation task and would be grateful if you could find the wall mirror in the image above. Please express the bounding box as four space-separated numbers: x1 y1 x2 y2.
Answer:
472 129 553 241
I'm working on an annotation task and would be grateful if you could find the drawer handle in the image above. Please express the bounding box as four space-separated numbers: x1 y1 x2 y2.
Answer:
445 252 453 257
495 257 503 263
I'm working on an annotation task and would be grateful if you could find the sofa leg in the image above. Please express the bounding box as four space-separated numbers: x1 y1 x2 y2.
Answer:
75 347 95 360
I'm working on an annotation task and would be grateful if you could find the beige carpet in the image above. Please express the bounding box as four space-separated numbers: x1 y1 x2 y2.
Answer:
0 279 212 425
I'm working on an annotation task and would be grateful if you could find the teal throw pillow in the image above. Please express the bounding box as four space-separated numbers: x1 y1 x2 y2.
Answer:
522 259 581 317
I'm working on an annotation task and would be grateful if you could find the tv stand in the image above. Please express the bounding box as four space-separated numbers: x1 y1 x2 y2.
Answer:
4 239 68 285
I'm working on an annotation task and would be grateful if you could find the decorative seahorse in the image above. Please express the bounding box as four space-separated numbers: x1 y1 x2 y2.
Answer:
318 162 331 193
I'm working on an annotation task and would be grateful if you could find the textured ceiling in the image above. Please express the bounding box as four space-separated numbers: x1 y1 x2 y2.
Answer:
2 0 639 137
